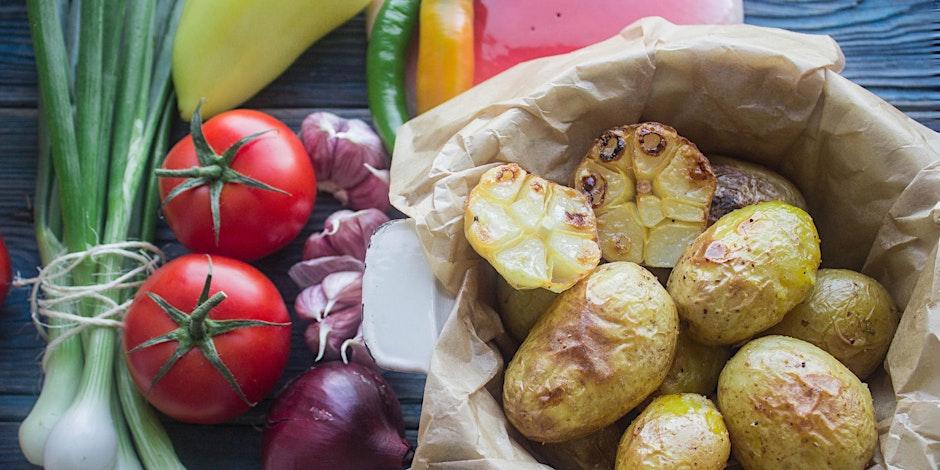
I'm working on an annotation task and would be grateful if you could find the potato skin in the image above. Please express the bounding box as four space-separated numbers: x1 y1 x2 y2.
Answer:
657 328 731 396
615 393 730 470
764 269 898 378
503 262 679 443
667 201 821 345
708 155 807 224
495 277 559 342
717 336 877 470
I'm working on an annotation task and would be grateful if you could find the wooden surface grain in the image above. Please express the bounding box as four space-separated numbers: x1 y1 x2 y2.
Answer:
0 0 938 468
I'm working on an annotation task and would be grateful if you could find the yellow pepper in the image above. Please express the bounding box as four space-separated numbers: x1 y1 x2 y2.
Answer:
172 0 370 120
416 0 474 113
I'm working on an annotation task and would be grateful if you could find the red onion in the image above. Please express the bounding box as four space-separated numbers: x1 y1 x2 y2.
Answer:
263 362 410 470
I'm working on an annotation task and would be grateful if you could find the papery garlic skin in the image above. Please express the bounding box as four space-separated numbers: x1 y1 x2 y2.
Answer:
301 112 391 211
295 271 363 321
304 305 363 361
302 209 390 261
289 255 364 288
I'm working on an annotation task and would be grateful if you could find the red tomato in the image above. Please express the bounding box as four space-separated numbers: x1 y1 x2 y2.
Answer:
123 254 291 424
0 236 10 305
160 109 316 260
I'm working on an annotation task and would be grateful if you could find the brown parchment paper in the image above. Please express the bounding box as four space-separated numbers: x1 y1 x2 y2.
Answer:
389 17 940 470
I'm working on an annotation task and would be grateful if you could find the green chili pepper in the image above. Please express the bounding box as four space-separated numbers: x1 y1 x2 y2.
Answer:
367 0 420 154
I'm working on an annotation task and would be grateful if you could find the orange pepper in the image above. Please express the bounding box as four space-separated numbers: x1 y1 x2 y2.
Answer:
416 0 474 113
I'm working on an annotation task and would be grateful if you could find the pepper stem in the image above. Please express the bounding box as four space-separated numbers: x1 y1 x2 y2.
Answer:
154 101 291 245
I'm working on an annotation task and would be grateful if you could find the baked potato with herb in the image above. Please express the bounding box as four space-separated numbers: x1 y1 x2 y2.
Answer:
465 163 601 292
503 262 678 443
708 155 807 224
717 336 877 470
667 201 821 345
573 122 717 268
615 393 730 470
495 277 558 342
764 269 898 378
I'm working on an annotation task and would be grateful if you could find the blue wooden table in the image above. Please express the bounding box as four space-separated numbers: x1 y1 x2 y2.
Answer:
0 0 937 468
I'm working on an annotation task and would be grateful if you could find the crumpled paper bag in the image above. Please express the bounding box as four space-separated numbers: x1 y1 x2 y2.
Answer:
389 17 940 470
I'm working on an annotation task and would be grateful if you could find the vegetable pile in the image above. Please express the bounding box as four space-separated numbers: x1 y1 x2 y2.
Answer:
473 123 899 470
21 0 408 466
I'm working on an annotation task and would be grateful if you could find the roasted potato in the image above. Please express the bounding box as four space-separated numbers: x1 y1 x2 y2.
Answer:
708 155 807 224
465 163 601 292
657 328 731 396
536 421 624 470
717 336 877 470
495 277 559 342
667 201 821 345
765 269 898 378
573 123 717 268
615 393 730 470
503 262 678 443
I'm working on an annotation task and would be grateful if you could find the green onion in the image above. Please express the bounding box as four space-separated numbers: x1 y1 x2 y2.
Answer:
21 0 186 468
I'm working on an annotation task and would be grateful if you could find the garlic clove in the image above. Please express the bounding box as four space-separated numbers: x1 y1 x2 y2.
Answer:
320 271 364 314
301 112 391 211
340 326 377 369
304 305 363 362
295 284 328 322
289 255 364 289
302 209 391 261
345 166 391 211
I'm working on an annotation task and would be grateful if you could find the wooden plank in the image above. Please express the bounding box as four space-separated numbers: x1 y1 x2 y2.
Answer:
744 0 940 119
0 3 369 109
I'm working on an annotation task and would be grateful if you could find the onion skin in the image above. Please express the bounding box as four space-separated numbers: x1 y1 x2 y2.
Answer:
263 362 409 470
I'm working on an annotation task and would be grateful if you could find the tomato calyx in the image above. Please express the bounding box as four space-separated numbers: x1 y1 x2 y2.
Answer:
155 102 291 244
129 257 290 405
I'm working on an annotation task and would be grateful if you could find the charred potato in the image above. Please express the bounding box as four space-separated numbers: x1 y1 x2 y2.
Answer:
615 393 730 470
503 262 678 442
574 123 717 268
537 421 624 470
765 269 898 378
717 336 877 470
667 201 821 345
466 163 601 292
657 328 731 396
495 277 559 342
709 155 807 224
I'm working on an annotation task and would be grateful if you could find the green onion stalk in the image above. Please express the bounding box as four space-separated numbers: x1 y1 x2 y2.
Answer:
21 0 186 468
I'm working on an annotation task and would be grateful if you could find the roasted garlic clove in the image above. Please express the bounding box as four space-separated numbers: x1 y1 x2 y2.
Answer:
465 163 601 292
574 123 717 267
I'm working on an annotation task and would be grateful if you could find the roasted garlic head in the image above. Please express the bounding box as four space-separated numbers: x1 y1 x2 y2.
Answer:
574 123 717 267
